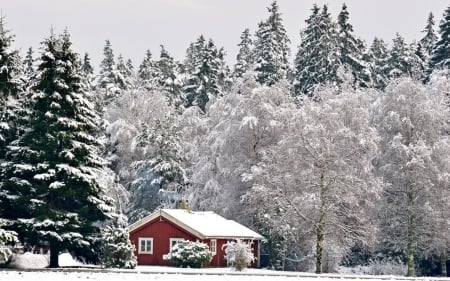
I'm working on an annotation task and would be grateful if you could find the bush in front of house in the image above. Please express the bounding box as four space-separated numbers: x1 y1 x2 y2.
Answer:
223 239 255 271
168 240 212 268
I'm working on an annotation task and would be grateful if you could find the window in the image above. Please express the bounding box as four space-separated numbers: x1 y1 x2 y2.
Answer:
138 237 153 254
169 238 184 251
210 239 217 255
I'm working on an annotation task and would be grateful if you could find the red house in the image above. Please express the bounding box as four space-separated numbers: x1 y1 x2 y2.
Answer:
128 208 263 267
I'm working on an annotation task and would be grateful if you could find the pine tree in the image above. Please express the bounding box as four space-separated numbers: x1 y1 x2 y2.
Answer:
428 5 450 73
0 30 114 268
369 37 389 89
137 49 156 90
253 1 290 86
129 116 186 222
234 28 254 78
419 13 438 58
156 45 182 108
117 54 135 90
294 5 339 94
0 17 23 159
183 36 228 112
97 40 124 105
23 47 35 78
384 33 424 79
81 52 94 77
337 4 372 87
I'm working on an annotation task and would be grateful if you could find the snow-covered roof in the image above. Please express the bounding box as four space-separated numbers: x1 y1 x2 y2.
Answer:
128 209 263 240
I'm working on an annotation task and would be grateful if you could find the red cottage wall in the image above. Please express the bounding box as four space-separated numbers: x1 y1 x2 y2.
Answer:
129 216 199 266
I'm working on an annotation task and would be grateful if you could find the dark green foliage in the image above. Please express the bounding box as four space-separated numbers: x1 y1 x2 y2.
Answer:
254 1 290 86
0 30 114 268
428 5 450 73
234 28 254 78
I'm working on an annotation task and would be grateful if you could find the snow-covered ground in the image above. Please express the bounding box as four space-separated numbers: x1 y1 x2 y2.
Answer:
2 253 449 281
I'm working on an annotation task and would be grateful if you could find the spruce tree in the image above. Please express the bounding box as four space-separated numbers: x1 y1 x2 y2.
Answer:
337 4 371 87
294 5 339 94
156 45 182 108
419 13 438 58
384 33 424 79
0 30 114 268
183 36 228 112
428 5 450 73
253 1 290 86
234 28 254 78
117 54 135 90
23 47 35 79
81 52 94 77
97 40 124 105
0 17 23 159
369 37 390 89
137 49 156 90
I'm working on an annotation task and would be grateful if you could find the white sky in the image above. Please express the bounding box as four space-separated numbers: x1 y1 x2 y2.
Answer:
1 0 449 69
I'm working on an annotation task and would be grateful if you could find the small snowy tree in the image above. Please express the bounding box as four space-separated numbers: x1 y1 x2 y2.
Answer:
223 239 255 271
100 214 136 269
168 240 212 268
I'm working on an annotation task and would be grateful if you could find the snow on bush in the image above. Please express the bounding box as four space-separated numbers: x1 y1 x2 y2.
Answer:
100 224 137 269
167 240 212 268
223 239 255 271
0 225 17 264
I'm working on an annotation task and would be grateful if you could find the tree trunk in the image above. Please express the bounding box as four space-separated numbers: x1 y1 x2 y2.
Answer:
441 251 448 277
49 242 60 268
315 172 325 274
406 188 415 277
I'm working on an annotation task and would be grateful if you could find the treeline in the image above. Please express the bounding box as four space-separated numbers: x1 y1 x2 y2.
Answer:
0 1 449 276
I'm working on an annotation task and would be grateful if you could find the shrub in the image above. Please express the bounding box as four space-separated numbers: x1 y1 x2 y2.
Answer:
223 239 255 271
167 240 212 268
100 225 137 269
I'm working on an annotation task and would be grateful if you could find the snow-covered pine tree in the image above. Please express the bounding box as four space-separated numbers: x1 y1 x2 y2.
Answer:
81 52 95 91
100 213 136 269
96 40 124 106
253 1 290 86
428 5 450 74
233 28 254 78
117 54 135 90
129 115 187 222
156 45 182 109
0 30 114 268
183 36 228 112
337 4 372 88
0 16 23 159
137 49 157 91
419 13 438 60
369 37 389 89
384 33 424 79
294 5 339 94
23 46 35 79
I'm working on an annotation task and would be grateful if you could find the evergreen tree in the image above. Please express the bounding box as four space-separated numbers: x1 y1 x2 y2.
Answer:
233 28 254 78
81 52 94 77
419 13 438 58
183 36 228 112
428 5 450 73
23 46 35 78
97 40 124 105
369 37 389 89
137 49 156 90
0 30 114 268
129 116 186 222
294 5 339 94
156 45 182 108
117 54 135 90
384 33 424 79
254 1 290 86
0 17 23 159
337 4 372 87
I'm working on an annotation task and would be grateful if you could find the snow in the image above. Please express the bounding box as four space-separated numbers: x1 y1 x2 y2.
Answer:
129 209 263 240
1 267 448 281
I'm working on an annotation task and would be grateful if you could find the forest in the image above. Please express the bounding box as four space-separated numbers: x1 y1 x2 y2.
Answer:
0 1 449 277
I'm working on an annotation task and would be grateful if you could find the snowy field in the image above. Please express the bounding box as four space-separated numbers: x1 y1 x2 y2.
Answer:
1 253 449 281
2 268 450 281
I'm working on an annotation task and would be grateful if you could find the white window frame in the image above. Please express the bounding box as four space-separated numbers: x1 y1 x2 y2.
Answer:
138 237 153 254
169 238 185 251
210 239 217 255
